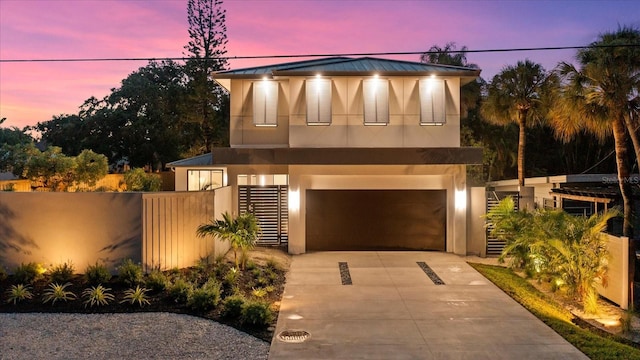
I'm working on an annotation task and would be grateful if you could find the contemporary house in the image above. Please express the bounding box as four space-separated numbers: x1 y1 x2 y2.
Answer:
169 57 482 255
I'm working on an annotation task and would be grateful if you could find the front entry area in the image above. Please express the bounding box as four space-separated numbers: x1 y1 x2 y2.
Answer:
305 190 446 251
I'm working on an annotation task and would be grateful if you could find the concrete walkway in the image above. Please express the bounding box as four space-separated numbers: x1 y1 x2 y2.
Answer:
269 252 588 360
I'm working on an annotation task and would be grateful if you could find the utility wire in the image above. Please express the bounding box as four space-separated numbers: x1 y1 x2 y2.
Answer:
1 44 639 63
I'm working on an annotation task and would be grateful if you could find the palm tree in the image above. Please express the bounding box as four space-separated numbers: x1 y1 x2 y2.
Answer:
549 26 640 308
549 27 640 236
481 60 556 187
487 197 618 313
234 212 261 269
196 211 261 269
545 210 618 314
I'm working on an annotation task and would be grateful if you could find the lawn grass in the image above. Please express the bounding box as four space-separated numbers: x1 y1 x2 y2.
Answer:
469 262 640 360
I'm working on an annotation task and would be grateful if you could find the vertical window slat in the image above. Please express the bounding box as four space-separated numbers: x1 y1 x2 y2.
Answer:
253 81 278 126
419 79 446 125
306 78 331 125
363 79 389 125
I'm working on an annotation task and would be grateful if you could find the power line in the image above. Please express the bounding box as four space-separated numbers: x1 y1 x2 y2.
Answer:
1 44 639 63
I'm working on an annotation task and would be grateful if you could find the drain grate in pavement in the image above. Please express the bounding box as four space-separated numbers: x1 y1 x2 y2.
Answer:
278 330 311 343
339 262 352 285
417 261 445 285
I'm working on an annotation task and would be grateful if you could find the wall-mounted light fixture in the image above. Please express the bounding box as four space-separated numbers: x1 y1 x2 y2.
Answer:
455 189 467 210
288 188 300 212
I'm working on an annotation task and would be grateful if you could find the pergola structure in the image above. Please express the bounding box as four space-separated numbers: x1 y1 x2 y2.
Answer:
550 187 617 213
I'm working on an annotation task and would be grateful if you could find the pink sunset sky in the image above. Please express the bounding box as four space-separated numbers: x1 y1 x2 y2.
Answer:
1 0 638 129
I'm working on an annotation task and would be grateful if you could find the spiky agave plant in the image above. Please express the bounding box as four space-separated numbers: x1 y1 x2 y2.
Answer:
82 285 115 308
42 282 77 305
120 285 151 307
5 284 33 305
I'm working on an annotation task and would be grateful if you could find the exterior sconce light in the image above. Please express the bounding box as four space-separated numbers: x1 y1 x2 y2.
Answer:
455 189 467 210
288 188 300 212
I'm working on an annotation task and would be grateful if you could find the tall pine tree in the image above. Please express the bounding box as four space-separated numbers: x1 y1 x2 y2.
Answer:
182 0 230 155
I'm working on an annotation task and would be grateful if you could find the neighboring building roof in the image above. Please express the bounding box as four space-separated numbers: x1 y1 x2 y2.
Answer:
0 171 17 181
487 174 640 187
166 153 213 168
213 57 481 89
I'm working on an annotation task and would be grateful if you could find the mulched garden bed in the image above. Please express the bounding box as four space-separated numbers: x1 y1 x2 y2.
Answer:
0 248 290 342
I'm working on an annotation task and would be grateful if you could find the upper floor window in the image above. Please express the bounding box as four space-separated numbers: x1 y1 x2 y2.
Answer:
419 78 446 125
253 80 278 126
306 78 332 125
363 78 389 125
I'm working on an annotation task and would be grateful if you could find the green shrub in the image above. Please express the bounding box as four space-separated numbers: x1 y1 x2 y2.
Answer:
168 278 193 304
195 255 214 272
256 275 270 287
265 258 281 272
49 261 75 283
145 269 169 292
245 260 257 271
84 262 111 285
82 285 114 307
251 287 267 298
222 294 246 319
42 282 76 305
121 286 151 307
117 259 143 286
13 262 45 284
123 168 162 191
241 300 274 327
486 198 618 313
5 284 33 304
266 269 279 283
187 278 221 311
223 267 239 287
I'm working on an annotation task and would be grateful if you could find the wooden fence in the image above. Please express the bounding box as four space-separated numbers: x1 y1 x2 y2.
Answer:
142 188 232 271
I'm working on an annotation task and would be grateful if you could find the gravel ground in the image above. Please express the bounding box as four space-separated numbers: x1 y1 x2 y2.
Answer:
0 313 269 360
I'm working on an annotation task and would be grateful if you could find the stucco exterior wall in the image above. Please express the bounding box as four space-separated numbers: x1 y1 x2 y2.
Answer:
229 76 461 149
596 234 629 309
0 190 231 273
230 79 290 147
0 192 143 272
467 187 487 257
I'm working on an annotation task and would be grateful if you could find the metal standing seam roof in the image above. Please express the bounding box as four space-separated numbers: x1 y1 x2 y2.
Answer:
213 56 481 78
165 153 213 167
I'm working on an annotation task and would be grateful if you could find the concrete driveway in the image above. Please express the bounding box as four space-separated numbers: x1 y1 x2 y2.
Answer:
268 251 587 360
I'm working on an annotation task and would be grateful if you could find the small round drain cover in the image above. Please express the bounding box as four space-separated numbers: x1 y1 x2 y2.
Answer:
277 330 311 343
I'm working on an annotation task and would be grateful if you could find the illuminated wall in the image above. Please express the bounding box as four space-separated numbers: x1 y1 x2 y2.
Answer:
0 189 231 273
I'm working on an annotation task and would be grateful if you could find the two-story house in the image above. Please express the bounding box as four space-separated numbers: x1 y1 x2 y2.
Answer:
169 57 482 255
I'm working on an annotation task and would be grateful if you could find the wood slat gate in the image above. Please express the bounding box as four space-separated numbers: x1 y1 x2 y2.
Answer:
486 191 519 256
239 185 288 245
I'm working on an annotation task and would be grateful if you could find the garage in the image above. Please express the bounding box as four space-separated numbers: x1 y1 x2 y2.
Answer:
306 189 446 251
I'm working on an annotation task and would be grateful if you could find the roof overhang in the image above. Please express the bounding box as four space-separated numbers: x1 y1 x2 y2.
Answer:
211 147 482 165
166 153 214 168
211 56 481 91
